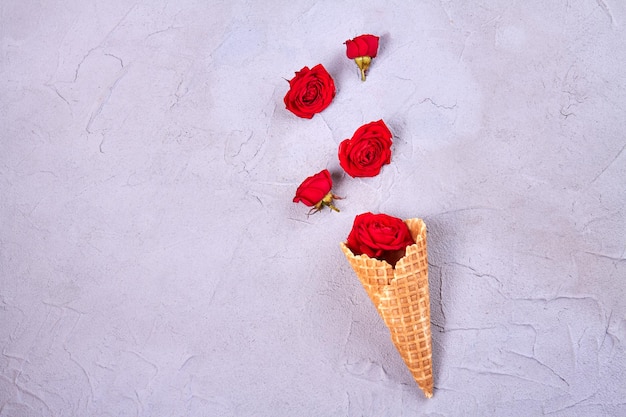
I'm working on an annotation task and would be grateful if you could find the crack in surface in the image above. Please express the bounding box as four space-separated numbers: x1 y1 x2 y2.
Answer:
505 350 570 387
421 97 458 110
85 65 130 134
595 0 616 26
104 53 125 68
73 47 100 82
431 206 502 217
454 366 569 391
543 391 596 415
583 250 626 263
144 25 183 40
588 142 626 185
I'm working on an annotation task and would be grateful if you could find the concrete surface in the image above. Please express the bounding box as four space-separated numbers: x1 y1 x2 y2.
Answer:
1 0 625 416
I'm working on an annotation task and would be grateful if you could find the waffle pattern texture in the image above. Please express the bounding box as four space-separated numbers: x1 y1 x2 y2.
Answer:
340 218 433 398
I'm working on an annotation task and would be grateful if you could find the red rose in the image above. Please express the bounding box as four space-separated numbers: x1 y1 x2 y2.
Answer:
345 34 379 59
293 169 340 213
338 120 392 178
345 34 379 81
284 64 336 119
346 212 415 265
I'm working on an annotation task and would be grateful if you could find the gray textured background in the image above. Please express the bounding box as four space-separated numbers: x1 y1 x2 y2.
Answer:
1 0 625 416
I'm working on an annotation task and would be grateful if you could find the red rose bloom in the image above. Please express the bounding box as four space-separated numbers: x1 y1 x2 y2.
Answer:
293 169 340 213
346 212 415 265
345 34 379 59
345 34 379 81
338 120 392 178
284 64 336 119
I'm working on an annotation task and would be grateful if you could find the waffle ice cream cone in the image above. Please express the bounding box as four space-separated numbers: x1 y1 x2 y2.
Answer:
340 218 433 398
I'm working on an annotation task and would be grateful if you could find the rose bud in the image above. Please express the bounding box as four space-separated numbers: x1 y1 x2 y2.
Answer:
284 64 336 119
344 34 379 81
293 169 341 214
338 120 392 178
346 212 415 266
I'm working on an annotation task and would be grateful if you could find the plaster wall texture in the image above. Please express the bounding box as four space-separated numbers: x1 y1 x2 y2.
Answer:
1 0 625 416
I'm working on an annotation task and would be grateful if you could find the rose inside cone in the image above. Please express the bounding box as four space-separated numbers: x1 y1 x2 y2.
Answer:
346 212 415 266
341 217 433 398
